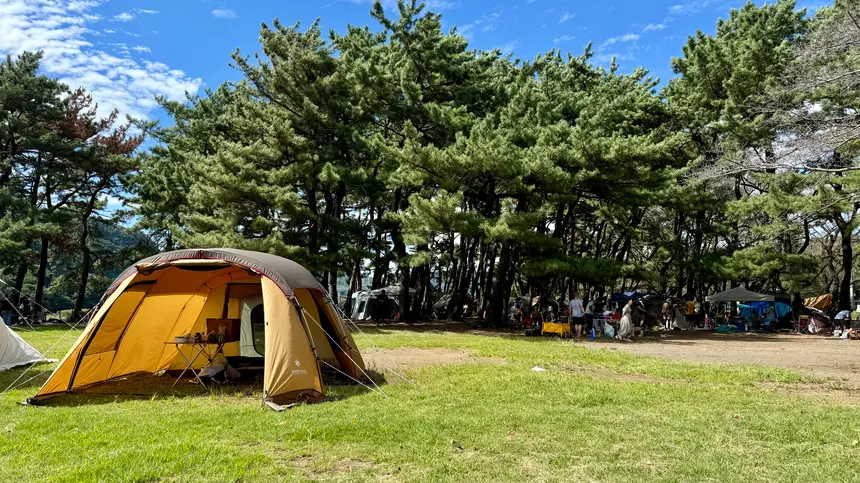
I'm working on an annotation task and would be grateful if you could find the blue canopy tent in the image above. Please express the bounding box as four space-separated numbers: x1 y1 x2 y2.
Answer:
738 302 791 322
750 301 791 318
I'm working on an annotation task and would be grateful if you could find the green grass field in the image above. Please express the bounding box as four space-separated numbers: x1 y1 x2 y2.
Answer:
2 326 859 482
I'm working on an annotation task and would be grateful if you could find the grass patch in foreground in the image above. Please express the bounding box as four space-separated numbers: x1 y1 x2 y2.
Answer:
0 326 857 482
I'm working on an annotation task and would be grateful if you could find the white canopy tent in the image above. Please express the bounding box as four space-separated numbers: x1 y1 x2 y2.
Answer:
706 286 774 303
0 324 52 371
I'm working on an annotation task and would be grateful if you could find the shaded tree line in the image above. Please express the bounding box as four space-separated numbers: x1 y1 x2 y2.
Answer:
2 0 859 324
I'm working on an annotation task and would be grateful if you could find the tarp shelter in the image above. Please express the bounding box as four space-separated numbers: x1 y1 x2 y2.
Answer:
706 287 774 302
610 292 649 302
1 324 52 371
29 249 366 409
804 294 833 311
737 302 791 321
750 301 791 318
802 306 830 332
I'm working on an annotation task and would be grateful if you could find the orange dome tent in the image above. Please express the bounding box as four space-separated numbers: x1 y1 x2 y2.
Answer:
29 249 366 409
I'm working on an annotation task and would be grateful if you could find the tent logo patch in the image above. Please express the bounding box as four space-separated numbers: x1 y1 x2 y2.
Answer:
292 359 307 375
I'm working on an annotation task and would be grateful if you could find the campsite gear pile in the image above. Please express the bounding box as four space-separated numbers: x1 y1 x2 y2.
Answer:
517 286 845 338
27 248 373 410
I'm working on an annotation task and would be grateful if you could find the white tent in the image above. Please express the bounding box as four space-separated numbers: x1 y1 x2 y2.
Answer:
350 285 416 320
0 324 52 371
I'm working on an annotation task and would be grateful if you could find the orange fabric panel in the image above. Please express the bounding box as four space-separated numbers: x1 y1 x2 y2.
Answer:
222 341 240 357
107 291 201 377
229 283 262 301
227 298 239 319
158 283 231 370
262 278 323 401
35 274 137 397
72 352 115 389
295 289 337 365
106 267 236 378
85 284 151 355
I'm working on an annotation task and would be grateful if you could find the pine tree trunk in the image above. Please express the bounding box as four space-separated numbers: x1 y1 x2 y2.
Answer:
838 219 853 311
391 189 411 319
328 270 338 305
457 238 477 316
446 236 467 319
34 236 49 307
11 261 27 323
72 192 98 321
344 260 361 316
487 239 511 327
481 245 497 314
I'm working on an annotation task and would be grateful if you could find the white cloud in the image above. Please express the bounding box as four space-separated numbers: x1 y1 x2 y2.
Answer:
0 0 201 121
602 33 640 47
111 7 158 22
495 40 518 55
668 0 717 16
595 52 635 63
457 9 503 39
102 28 115 34
211 8 237 19
643 23 666 31
131 45 151 53
350 0 455 10
553 34 575 44
423 0 455 9
558 11 573 24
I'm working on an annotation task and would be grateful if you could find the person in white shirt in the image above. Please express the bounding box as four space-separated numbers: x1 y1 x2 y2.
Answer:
585 299 595 337
569 294 585 338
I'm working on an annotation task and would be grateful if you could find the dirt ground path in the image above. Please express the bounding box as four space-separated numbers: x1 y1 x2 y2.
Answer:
356 321 860 389
584 332 860 385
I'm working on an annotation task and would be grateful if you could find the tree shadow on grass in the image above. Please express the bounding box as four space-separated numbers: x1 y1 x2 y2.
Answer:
18 367 385 408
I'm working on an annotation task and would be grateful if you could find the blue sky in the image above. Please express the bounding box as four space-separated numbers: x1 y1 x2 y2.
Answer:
0 0 825 124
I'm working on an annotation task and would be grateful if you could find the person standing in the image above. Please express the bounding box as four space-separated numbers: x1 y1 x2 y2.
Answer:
373 292 388 326
569 293 585 338
617 299 634 341
662 299 673 330
585 299 595 337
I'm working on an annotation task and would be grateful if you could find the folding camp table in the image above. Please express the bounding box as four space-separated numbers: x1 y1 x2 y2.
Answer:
165 341 226 389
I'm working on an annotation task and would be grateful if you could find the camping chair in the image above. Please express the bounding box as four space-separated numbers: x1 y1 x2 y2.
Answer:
794 315 809 334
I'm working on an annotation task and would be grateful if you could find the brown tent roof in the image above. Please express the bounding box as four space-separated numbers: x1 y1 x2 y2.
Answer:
804 294 833 311
108 248 323 297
